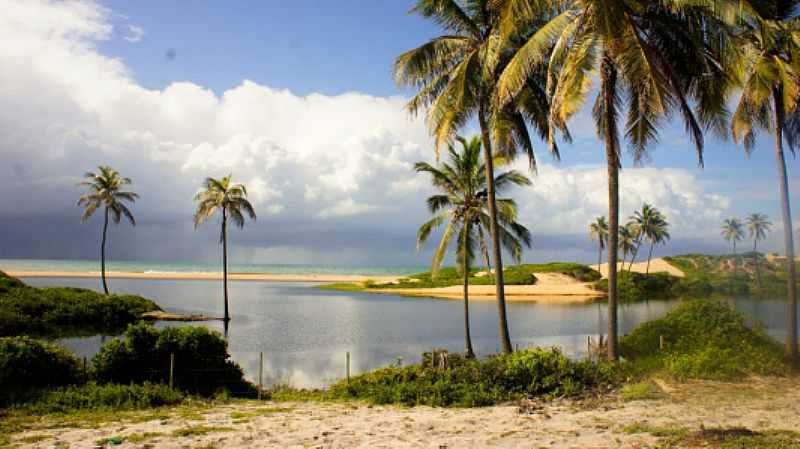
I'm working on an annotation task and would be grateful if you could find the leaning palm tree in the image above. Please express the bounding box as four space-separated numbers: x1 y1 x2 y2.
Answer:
589 216 608 273
644 213 670 275
628 204 658 271
394 0 562 354
731 2 799 359
193 175 256 323
416 136 532 358
746 213 772 287
722 218 745 276
77 166 138 294
618 223 638 272
496 0 737 359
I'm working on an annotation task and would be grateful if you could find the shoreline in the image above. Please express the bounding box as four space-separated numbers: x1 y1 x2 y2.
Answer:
6 270 401 283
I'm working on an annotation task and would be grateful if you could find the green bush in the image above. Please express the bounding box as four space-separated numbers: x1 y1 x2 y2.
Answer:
93 323 255 397
0 271 160 337
326 348 616 407
620 299 789 380
22 382 184 413
0 336 80 404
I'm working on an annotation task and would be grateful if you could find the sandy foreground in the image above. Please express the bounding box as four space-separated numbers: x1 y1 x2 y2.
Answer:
11 376 799 449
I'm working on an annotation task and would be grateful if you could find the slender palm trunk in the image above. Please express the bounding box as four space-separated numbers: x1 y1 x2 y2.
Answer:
462 220 475 358
601 55 620 360
773 90 798 359
753 239 760 288
597 244 602 273
100 206 109 294
222 210 230 323
646 241 655 275
628 238 642 272
733 240 737 277
478 95 512 354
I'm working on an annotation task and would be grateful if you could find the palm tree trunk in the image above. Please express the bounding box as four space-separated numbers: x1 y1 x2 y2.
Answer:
598 244 602 273
100 206 109 294
733 240 737 277
462 221 475 358
753 239 760 288
601 55 620 361
646 241 655 275
222 210 230 323
628 239 641 272
478 95 512 354
773 89 798 360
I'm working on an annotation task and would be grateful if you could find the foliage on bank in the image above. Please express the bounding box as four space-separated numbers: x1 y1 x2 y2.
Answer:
0 271 160 337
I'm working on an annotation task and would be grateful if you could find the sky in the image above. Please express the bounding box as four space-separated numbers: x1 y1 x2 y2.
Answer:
0 0 798 267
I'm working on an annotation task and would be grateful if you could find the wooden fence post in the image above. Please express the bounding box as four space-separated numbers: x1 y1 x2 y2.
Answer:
169 353 175 389
346 351 351 383
258 351 263 400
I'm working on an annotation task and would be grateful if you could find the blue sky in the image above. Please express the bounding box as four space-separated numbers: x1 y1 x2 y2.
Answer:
0 0 796 265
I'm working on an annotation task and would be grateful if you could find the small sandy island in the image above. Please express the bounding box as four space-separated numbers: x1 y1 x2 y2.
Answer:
10 376 799 448
6 270 400 284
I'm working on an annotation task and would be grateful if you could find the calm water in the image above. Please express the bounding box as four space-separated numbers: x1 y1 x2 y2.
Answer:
22 277 794 388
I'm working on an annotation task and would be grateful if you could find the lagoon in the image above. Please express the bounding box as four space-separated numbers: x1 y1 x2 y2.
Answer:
22 276 793 389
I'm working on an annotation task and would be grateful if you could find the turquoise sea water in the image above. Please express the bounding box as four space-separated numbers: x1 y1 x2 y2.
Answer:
0 258 426 276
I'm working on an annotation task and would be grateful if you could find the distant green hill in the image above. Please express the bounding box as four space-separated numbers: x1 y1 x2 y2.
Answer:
0 271 160 337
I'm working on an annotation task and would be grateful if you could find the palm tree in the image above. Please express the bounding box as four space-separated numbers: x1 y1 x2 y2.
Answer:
644 213 670 275
77 166 138 294
722 218 745 276
394 0 561 354
496 0 735 359
628 204 657 271
731 2 799 359
193 175 256 323
746 213 772 287
618 223 638 272
589 216 608 272
416 136 532 358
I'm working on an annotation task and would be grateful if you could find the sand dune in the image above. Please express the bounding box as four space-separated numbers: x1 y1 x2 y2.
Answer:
595 257 684 278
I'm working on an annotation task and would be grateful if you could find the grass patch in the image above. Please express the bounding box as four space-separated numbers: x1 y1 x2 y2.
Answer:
18 382 185 414
619 380 666 401
0 270 160 337
16 434 52 443
172 425 234 437
620 299 791 380
624 423 800 448
126 431 164 443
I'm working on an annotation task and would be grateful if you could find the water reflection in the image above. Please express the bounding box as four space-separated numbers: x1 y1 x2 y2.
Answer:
24 277 795 388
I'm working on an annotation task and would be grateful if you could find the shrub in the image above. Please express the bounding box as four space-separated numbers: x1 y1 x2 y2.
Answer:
0 271 160 337
93 323 255 397
23 382 185 413
620 299 789 379
326 348 616 407
0 336 80 404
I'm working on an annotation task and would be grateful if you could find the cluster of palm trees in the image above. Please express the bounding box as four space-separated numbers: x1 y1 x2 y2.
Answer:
721 213 772 278
590 204 670 275
78 168 255 323
396 0 798 360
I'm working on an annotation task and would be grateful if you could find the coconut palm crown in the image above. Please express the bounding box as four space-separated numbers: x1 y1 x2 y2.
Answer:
416 135 532 357
77 166 138 294
193 175 256 323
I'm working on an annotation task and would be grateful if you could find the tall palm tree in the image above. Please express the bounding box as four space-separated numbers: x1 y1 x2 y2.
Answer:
618 223 638 272
731 2 799 359
589 216 608 272
394 0 562 354
496 0 736 359
644 213 670 275
77 166 138 294
722 218 745 276
416 136 532 357
193 175 256 323
628 203 658 271
746 212 772 287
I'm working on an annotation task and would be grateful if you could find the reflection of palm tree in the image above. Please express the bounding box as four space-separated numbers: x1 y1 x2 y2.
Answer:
193 175 256 323
497 1 728 360
395 0 562 354
416 136 532 358
722 218 745 276
589 216 608 273
732 2 799 359
77 166 138 294
746 213 772 287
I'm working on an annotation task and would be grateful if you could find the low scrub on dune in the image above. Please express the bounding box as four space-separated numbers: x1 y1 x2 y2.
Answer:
595 271 713 302
0 271 160 337
93 322 256 397
19 382 185 414
323 348 616 407
0 336 81 405
620 299 790 380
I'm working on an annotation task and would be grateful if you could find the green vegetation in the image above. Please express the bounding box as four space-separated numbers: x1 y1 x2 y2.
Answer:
21 383 184 414
618 380 666 401
93 322 255 397
624 423 800 448
172 425 234 437
620 299 790 380
315 348 615 407
0 270 160 337
0 336 80 404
